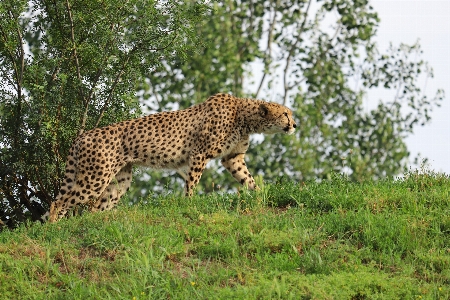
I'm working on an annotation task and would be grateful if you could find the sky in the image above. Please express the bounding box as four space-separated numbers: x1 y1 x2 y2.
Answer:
371 0 450 173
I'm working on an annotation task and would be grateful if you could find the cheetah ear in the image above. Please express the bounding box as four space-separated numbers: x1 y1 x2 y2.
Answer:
259 104 269 117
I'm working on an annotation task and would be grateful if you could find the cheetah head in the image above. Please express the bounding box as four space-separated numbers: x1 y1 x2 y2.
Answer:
259 103 297 135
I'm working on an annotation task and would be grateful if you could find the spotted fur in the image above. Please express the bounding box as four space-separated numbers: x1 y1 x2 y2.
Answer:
46 93 296 222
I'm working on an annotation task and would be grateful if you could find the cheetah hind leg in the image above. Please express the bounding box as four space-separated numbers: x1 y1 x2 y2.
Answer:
90 163 133 212
48 186 106 223
48 171 117 222
49 181 112 222
184 153 210 197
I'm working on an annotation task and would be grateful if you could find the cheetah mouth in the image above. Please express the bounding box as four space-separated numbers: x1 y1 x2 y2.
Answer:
284 126 295 135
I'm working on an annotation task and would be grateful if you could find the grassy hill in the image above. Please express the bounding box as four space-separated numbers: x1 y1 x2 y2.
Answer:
1 170 449 299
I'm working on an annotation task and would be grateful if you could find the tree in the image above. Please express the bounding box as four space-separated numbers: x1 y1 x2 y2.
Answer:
128 0 443 200
0 0 210 228
247 1 444 182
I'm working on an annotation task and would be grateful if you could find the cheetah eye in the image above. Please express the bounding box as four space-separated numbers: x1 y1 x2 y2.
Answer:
283 112 288 117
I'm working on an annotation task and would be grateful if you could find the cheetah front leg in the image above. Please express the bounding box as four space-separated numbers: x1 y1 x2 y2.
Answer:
221 153 258 190
49 165 117 222
221 138 258 190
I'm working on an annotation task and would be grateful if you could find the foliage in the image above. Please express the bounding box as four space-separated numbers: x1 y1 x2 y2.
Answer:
129 0 444 200
1 174 449 298
0 0 211 227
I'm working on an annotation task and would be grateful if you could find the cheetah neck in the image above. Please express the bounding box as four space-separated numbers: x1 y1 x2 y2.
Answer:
236 98 266 135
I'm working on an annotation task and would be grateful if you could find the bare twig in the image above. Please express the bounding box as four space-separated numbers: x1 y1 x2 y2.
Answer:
254 0 280 98
282 0 312 105
149 79 162 112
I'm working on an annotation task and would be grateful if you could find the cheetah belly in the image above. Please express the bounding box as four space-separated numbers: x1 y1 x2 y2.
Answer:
131 136 191 170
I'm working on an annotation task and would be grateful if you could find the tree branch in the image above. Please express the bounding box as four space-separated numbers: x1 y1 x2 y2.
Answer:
131 30 179 54
0 10 24 98
65 0 88 134
16 22 25 102
66 0 82 94
34 166 53 205
93 27 179 128
94 55 131 128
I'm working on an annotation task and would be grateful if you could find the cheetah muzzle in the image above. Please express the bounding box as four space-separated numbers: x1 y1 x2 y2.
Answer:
45 93 297 222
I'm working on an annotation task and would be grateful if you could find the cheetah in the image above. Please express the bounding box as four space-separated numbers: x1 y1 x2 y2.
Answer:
46 93 296 222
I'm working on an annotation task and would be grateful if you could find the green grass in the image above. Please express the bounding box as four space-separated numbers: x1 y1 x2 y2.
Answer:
1 170 449 299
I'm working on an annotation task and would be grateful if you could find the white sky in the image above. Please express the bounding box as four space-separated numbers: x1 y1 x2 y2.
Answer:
371 0 450 174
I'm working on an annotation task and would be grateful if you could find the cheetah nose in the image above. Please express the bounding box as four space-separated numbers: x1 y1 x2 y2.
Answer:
293 123 297 128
